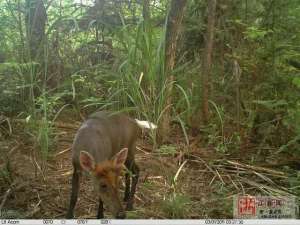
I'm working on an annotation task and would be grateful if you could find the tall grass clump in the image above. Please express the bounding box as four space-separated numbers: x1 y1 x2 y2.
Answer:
23 40 54 161
113 19 165 145
113 17 192 146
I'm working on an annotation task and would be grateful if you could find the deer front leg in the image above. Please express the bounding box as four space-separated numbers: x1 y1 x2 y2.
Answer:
67 169 81 218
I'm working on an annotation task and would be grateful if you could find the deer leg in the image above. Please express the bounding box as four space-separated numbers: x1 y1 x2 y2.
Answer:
66 168 81 218
124 172 131 202
125 160 140 211
97 198 104 219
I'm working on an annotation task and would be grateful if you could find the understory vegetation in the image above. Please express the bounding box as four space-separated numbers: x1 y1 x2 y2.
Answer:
0 0 300 219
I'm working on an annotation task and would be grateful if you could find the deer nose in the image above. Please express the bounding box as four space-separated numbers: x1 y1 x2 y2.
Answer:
116 211 126 219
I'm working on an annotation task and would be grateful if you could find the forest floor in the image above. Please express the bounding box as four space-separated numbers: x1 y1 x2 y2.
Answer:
0 113 298 219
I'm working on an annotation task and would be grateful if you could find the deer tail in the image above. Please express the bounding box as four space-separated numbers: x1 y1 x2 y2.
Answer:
135 119 157 130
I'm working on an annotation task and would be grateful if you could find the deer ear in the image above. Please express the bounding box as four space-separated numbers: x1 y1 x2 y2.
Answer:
112 148 128 168
80 151 95 172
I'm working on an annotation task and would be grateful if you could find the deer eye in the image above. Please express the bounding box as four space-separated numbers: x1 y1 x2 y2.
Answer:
100 183 108 190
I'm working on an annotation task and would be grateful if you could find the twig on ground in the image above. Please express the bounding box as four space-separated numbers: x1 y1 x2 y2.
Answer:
209 175 216 186
0 188 12 212
25 199 42 218
53 147 71 157
137 146 151 154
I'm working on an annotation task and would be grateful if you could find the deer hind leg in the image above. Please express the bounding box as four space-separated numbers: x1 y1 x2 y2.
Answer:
124 143 134 203
125 157 140 211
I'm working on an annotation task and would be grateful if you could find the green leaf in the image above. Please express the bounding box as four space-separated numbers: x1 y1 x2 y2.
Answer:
292 77 300 88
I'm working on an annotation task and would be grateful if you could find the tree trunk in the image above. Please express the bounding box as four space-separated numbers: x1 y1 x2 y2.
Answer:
143 0 150 24
201 0 217 125
159 0 187 143
17 0 26 62
142 0 151 86
25 0 47 59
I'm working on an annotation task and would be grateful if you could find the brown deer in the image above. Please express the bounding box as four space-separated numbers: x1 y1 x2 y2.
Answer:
66 111 156 219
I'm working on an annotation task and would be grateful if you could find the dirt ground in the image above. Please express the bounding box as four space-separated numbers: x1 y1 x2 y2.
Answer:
0 116 297 219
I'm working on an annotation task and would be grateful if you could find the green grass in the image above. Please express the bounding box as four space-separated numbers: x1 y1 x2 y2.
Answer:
161 193 192 218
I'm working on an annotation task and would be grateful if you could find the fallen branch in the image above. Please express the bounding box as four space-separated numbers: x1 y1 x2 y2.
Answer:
13 119 80 130
226 160 285 176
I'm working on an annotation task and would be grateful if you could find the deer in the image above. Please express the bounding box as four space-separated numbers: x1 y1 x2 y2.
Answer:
66 111 156 219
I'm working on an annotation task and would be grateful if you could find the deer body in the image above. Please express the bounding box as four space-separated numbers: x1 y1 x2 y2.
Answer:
72 111 140 170
67 111 155 219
